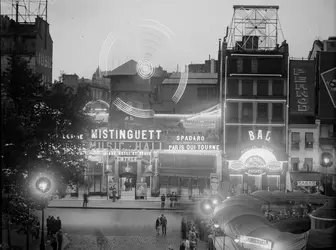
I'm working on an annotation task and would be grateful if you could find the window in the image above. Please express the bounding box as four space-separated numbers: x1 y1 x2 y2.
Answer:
291 132 300 150
226 126 239 145
291 158 299 171
257 80 269 96
272 103 284 122
241 103 253 122
257 103 268 121
251 58 258 73
237 59 243 73
304 158 313 172
272 80 284 96
241 80 253 96
227 80 239 96
226 102 238 122
305 132 314 149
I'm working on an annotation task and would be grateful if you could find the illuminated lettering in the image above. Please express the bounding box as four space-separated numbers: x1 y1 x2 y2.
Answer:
294 67 310 112
248 130 271 142
90 129 162 140
176 135 205 142
168 144 220 151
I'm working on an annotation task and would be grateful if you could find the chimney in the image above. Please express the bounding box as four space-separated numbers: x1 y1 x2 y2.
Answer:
16 2 19 22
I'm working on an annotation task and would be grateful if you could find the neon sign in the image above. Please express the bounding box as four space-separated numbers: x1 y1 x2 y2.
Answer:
239 235 272 249
91 129 162 140
176 135 205 142
248 130 271 142
168 144 220 151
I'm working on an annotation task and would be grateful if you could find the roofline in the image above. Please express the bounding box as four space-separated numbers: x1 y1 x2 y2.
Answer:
233 5 279 10
308 40 324 59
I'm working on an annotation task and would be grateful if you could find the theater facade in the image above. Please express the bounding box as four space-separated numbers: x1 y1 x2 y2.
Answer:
81 113 222 200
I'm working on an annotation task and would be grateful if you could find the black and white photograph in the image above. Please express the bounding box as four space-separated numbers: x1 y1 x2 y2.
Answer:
1 0 336 249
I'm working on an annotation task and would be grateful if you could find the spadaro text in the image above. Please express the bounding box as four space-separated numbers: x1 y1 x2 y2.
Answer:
176 135 205 142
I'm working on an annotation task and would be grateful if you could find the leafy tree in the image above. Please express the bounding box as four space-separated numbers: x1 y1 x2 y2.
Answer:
1 53 95 242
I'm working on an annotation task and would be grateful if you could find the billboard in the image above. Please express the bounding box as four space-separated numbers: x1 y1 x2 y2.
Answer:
289 60 315 116
318 52 336 120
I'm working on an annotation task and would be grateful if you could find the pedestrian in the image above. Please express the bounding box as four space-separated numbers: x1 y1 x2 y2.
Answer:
83 192 88 208
34 220 40 239
50 235 57 250
50 216 57 236
46 215 52 236
161 194 166 209
170 192 174 208
179 240 186 250
112 187 117 202
56 230 63 250
155 216 161 236
181 217 187 239
161 214 167 236
55 217 62 232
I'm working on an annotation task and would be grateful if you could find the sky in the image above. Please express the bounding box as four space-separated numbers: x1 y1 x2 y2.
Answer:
3 0 336 80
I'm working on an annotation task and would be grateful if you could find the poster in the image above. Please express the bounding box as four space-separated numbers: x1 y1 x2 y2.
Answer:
136 182 147 199
210 173 220 195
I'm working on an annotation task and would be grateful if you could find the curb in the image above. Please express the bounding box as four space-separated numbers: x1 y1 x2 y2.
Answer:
47 206 187 211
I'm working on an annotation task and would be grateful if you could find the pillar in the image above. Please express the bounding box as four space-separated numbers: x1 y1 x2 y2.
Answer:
137 160 142 182
115 159 120 196
151 154 160 197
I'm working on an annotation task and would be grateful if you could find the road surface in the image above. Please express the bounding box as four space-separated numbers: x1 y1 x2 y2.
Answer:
34 208 208 250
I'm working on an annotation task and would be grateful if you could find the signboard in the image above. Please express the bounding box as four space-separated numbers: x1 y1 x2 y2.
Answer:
244 156 267 176
248 130 271 142
91 129 162 141
318 52 336 119
289 60 315 116
239 235 272 250
182 120 216 129
321 67 336 108
89 141 161 152
167 144 220 151
297 181 317 187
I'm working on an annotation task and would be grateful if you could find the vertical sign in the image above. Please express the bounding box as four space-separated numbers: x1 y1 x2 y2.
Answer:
289 60 315 115
319 52 336 120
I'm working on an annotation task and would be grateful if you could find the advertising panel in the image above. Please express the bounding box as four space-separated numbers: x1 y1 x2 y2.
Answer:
318 52 336 120
289 60 315 116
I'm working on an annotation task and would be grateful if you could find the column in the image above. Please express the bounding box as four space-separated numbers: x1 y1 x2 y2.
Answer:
151 154 160 196
137 160 142 182
115 158 120 197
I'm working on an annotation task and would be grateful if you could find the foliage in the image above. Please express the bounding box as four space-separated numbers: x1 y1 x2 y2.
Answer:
1 53 95 212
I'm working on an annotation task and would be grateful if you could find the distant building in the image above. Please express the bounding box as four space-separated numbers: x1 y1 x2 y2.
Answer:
188 57 218 73
0 15 53 86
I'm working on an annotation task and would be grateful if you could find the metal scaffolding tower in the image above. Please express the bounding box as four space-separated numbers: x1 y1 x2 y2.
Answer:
227 5 285 51
1 0 48 23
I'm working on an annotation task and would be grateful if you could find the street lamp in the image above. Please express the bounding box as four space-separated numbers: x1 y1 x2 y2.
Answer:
321 152 333 196
35 176 52 250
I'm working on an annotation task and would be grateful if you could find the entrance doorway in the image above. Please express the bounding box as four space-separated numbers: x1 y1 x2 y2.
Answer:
119 174 136 200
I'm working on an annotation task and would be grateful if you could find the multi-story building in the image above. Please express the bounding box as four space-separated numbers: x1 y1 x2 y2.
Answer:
308 37 336 196
223 5 289 195
287 58 321 193
0 15 53 86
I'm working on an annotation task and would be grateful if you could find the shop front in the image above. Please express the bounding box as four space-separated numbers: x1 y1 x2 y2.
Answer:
227 129 287 196
290 172 321 194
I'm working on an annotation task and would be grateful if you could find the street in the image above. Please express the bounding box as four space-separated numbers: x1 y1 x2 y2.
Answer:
34 208 208 249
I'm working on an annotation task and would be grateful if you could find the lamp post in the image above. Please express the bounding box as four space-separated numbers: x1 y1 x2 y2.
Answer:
35 176 52 250
321 152 333 196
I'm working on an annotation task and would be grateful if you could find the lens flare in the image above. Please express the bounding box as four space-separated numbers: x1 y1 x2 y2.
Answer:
136 59 155 79
113 97 155 118
172 69 189 103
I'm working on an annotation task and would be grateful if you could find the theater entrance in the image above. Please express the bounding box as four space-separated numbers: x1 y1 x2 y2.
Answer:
119 173 136 200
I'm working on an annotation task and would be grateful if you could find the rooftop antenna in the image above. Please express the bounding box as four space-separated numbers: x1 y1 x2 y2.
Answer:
5 0 48 23
227 5 285 50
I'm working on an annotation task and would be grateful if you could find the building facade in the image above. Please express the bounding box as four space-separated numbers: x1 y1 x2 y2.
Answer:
223 5 289 196
0 15 53 86
308 37 336 196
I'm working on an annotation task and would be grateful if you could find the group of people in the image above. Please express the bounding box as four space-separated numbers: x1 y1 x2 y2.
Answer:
160 192 180 209
155 214 168 236
179 221 199 250
46 215 63 250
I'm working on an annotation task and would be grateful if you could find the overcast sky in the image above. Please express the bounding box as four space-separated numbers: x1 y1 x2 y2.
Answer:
4 0 335 80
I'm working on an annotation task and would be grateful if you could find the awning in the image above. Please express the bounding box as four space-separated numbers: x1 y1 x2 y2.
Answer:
305 133 314 143
291 172 321 182
291 157 300 163
292 132 300 142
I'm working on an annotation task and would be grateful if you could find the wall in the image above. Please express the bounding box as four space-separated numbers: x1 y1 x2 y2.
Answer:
289 124 320 172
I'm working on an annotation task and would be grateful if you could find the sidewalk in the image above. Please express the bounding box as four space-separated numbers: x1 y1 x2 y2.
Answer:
48 198 194 210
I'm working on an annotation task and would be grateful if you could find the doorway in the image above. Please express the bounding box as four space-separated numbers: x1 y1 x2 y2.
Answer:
119 174 136 200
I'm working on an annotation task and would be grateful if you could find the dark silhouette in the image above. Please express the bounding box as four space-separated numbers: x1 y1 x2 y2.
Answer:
160 214 167 236
161 194 166 209
83 193 88 208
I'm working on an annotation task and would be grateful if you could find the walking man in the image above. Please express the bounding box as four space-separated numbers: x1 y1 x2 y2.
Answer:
46 215 52 236
161 214 167 236
155 216 161 236
161 194 166 209
83 193 88 208
55 217 62 232
56 230 63 250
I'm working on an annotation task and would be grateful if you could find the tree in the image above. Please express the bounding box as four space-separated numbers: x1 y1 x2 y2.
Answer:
1 53 95 242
